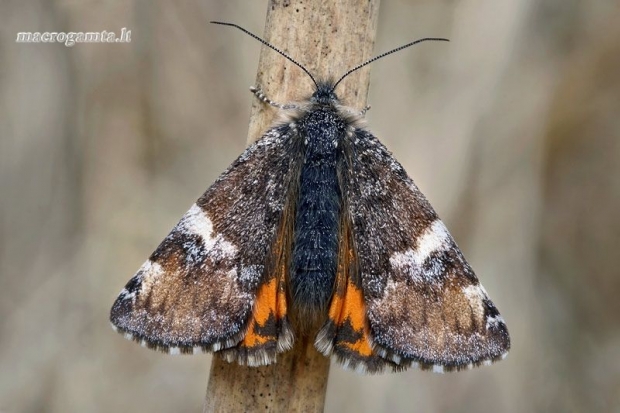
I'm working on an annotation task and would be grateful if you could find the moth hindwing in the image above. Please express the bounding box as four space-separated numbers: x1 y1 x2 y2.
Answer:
110 23 509 373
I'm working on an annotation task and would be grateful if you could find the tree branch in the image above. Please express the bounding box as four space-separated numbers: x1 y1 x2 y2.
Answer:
204 1 380 412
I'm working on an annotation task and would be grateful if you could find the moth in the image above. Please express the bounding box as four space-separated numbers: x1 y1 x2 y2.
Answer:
110 22 510 373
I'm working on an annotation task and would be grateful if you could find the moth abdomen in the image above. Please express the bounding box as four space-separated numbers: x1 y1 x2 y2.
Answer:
290 107 346 319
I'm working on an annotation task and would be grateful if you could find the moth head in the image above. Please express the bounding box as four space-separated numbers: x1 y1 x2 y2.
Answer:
311 81 340 106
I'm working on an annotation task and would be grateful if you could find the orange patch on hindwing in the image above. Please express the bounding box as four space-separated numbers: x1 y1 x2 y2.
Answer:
239 200 293 350
327 217 374 357
241 277 278 347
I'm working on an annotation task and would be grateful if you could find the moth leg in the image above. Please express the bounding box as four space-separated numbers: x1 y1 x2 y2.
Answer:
344 106 371 117
250 86 300 110
359 105 371 116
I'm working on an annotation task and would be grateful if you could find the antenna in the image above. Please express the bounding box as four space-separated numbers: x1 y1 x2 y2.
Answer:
331 37 449 92
211 21 319 89
212 21 449 94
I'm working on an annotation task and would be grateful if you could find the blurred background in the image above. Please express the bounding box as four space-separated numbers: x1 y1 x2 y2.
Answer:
1 1 619 412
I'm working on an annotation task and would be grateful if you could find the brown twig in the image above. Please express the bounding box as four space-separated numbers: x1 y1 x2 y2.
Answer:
204 1 380 412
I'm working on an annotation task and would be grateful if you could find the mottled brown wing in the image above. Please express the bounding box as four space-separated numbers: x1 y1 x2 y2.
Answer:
110 126 300 365
342 130 510 372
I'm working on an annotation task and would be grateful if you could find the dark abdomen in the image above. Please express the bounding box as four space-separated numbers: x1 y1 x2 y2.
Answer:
291 109 343 318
